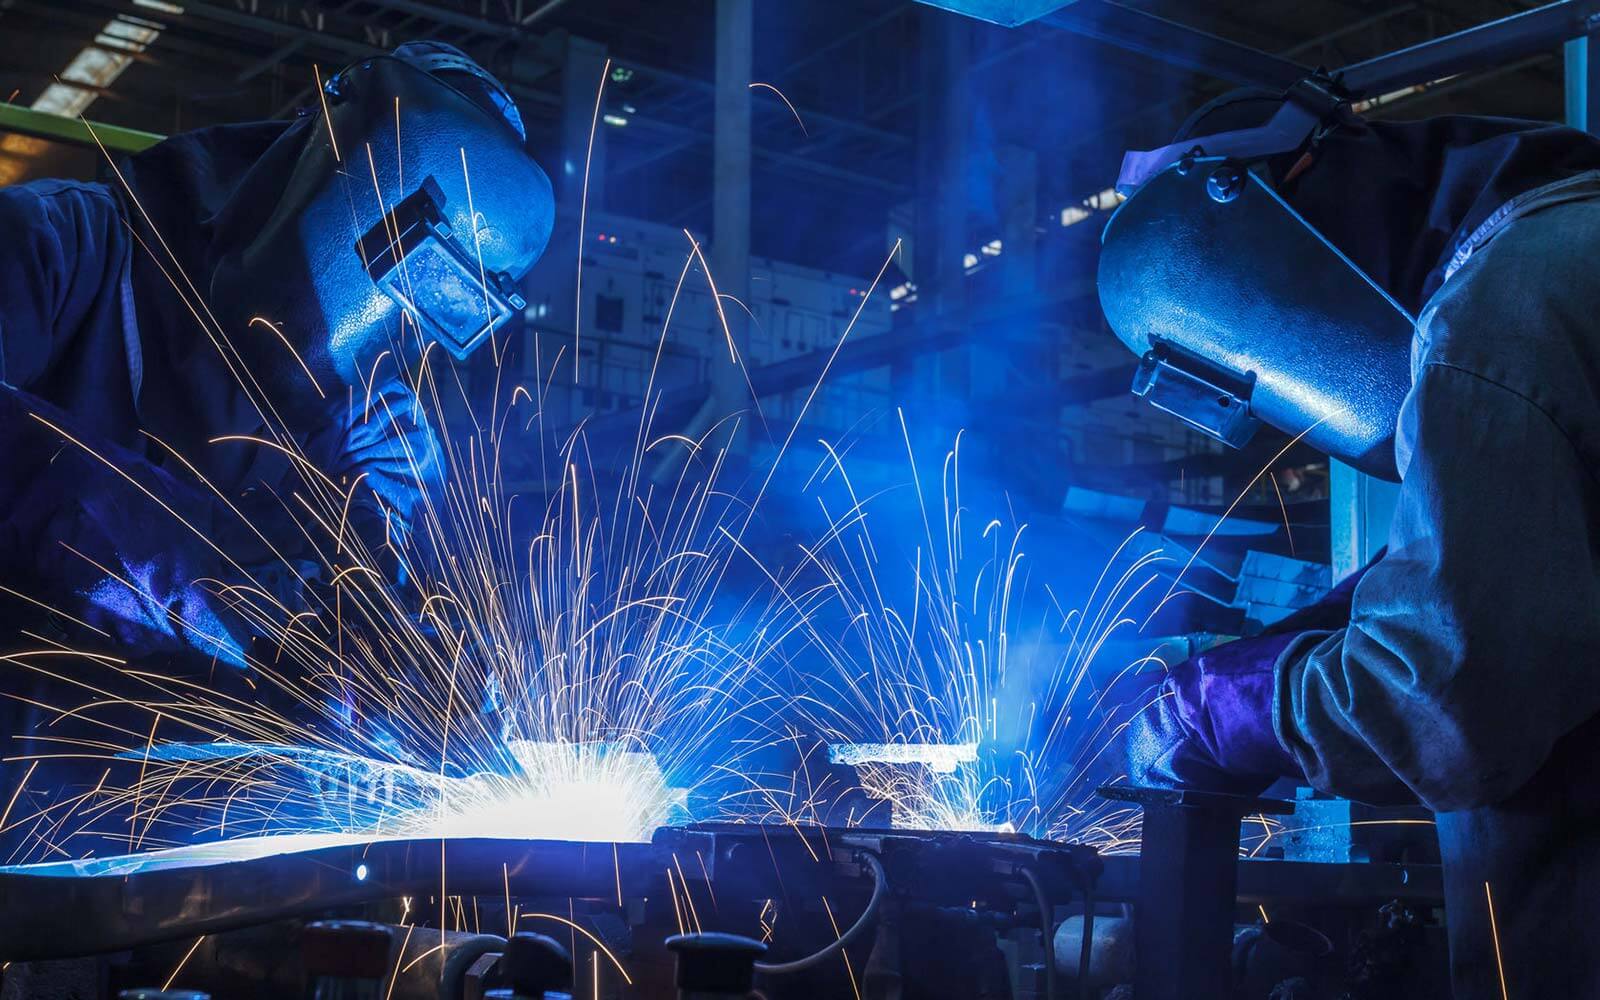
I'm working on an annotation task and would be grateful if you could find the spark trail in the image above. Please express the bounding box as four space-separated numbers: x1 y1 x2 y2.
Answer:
741 420 1175 847
0 63 1213 874
0 83 803 860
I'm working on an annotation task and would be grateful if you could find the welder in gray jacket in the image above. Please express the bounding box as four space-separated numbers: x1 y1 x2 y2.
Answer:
1105 83 1600 998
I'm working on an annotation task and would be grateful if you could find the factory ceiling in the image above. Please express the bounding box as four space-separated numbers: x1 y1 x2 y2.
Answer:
0 1 1566 215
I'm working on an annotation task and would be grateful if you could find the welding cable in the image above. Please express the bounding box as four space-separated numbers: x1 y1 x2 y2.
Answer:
753 851 887 976
1077 878 1097 1000
1019 867 1060 1000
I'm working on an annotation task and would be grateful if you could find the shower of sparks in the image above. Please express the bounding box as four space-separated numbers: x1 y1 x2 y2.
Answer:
0 83 800 862
0 60 1323 886
741 419 1173 845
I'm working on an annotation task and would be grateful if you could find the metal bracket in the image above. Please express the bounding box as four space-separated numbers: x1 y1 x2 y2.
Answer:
1131 339 1261 449
1099 785 1293 1000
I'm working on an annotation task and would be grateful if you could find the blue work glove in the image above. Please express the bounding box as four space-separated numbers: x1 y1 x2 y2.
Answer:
1123 631 1308 795
0 386 315 670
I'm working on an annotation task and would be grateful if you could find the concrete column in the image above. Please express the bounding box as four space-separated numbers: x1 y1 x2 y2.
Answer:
977 143 1042 459
997 144 1037 300
711 0 753 452
909 11 971 399
921 13 970 326
560 35 609 210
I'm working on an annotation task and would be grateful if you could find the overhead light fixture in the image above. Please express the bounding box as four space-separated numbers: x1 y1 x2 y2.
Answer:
1059 186 1124 228
0 11 167 183
1352 77 1452 113
602 113 629 127
1083 186 1122 210
33 17 160 119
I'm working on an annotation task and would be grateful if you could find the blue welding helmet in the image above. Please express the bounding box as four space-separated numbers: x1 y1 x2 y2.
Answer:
1098 83 1413 481
206 45 552 416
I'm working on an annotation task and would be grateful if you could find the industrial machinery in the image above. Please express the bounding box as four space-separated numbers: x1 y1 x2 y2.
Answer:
5 1 1587 997
0 785 1446 1000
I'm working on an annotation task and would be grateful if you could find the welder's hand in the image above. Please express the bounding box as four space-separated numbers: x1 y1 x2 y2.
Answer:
1123 631 1307 795
0 385 296 671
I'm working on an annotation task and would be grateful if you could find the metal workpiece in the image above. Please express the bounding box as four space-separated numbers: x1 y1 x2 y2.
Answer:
0 835 664 962
1099 786 1294 1000
0 824 1100 965
0 820 1449 998
657 822 1103 909
1278 791 1438 865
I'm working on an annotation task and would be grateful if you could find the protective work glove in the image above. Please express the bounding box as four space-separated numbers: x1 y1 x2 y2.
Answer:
0 386 313 670
1123 630 1309 795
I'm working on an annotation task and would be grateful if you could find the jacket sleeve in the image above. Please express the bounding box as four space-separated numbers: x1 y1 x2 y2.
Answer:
1278 306 1600 813
0 181 129 391
0 384 253 669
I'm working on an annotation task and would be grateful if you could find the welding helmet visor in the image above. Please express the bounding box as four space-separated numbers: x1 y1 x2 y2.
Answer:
337 42 539 361
207 47 553 415
1098 86 1413 481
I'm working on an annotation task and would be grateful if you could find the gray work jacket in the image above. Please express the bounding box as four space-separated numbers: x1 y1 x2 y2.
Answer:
1276 174 1600 998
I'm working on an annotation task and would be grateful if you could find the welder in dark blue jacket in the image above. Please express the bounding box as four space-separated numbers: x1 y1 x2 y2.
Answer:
0 42 552 674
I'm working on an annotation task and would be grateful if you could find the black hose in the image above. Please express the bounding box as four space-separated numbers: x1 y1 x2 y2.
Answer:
1020 867 1060 1000
753 852 887 976
1077 878 1096 1000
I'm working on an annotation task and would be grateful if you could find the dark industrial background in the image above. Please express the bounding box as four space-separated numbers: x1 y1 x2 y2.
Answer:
0 0 1572 619
0 6 1587 997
